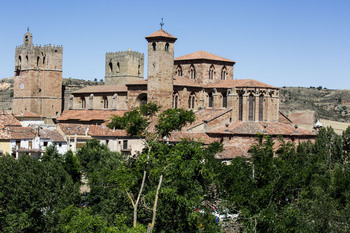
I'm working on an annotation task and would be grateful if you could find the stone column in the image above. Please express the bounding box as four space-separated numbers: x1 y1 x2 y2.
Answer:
112 94 118 110
88 94 94 110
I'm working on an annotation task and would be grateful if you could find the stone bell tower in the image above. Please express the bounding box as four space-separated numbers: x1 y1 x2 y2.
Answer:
13 29 63 121
145 25 177 109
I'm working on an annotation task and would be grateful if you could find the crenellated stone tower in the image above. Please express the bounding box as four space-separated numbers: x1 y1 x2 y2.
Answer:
13 29 63 121
145 28 177 109
105 49 144 85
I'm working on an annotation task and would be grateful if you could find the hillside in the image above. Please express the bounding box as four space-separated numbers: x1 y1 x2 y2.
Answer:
279 86 350 122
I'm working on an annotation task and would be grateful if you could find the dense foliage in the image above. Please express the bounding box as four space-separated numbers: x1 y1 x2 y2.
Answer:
2 101 350 232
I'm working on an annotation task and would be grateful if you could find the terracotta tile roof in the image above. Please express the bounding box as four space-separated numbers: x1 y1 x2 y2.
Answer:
216 145 250 160
7 126 36 139
88 125 128 137
145 29 177 40
14 110 41 118
39 128 65 142
0 112 22 127
58 123 89 135
207 121 315 136
57 110 126 123
186 109 232 130
166 132 219 144
204 79 277 89
175 50 235 63
73 85 127 94
173 77 201 87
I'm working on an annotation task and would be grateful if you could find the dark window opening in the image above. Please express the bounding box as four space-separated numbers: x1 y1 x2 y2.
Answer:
222 93 227 108
152 42 157 51
209 93 213 108
43 56 45 64
25 35 28 41
165 43 169 51
173 95 178 109
221 66 227 80
44 141 48 147
188 95 195 109
239 94 243 121
123 140 128 150
209 65 214 80
37 56 40 66
109 61 113 72
248 94 254 121
18 56 22 64
117 62 120 73
177 65 182 77
81 98 86 109
259 95 264 121
104 97 108 109
15 70 20 76
190 65 196 80
26 55 28 62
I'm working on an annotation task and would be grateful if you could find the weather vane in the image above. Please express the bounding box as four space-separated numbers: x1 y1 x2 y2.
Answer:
160 18 164 29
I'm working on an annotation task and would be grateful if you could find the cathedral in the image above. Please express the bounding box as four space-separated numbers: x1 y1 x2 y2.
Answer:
11 27 316 160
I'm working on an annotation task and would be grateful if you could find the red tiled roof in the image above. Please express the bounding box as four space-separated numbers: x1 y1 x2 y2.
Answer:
0 113 22 127
73 85 127 94
185 109 232 130
216 145 250 160
145 29 177 40
57 110 126 123
58 123 89 135
175 50 235 63
204 79 277 89
14 110 41 118
7 126 36 139
88 125 128 137
173 77 201 87
167 132 219 144
207 121 315 136
39 128 65 142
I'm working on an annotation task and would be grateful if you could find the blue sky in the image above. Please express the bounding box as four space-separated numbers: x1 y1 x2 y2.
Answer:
0 0 349 89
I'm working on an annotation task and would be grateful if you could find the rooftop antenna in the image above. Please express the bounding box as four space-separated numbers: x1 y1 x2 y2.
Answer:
160 18 164 29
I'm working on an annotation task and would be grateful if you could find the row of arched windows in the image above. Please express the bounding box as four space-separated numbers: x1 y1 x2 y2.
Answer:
175 65 227 80
238 94 264 121
172 94 196 109
152 42 169 51
80 97 109 109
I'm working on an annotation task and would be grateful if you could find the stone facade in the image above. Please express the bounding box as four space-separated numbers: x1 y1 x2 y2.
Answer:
105 50 144 85
13 30 63 120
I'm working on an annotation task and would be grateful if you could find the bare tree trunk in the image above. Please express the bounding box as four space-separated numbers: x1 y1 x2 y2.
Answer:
126 170 147 227
147 174 163 233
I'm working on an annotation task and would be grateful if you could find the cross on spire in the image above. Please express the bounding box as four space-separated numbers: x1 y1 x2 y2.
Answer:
160 18 164 29
27 26 29 32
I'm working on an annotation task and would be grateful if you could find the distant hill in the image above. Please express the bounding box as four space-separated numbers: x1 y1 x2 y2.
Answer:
279 86 350 122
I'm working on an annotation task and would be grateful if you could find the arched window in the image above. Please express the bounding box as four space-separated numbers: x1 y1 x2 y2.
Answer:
221 66 227 80
109 61 113 73
37 56 40 66
190 65 196 80
18 56 21 65
209 65 214 80
117 62 120 73
238 94 243 121
173 94 178 109
259 94 264 121
165 43 169 51
26 55 28 62
176 65 182 77
25 35 29 41
188 94 195 109
152 42 157 51
138 65 140 76
222 92 227 108
43 56 45 64
248 94 254 121
208 93 213 108
81 97 86 109
104 97 108 109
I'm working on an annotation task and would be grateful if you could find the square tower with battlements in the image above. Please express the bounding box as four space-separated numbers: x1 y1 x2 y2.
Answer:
13 29 63 121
